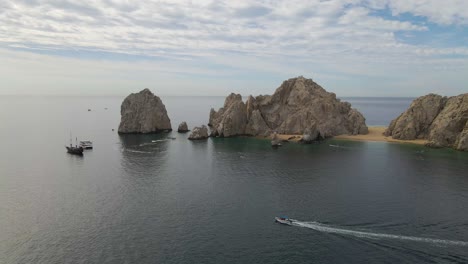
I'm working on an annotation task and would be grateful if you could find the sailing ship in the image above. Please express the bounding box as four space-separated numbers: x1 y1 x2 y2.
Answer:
66 135 84 155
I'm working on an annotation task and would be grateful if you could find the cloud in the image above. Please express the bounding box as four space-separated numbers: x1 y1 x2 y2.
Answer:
234 5 272 18
384 0 468 25
0 0 466 96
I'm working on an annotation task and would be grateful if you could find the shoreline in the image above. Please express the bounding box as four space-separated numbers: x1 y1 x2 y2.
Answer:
334 126 427 145
260 127 427 146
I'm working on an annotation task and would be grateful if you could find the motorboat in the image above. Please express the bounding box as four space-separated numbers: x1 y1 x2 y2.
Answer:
275 216 293 225
79 141 93 149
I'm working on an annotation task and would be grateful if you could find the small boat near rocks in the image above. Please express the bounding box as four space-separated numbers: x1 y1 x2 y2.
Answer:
79 141 93 149
66 145 84 155
66 135 84 155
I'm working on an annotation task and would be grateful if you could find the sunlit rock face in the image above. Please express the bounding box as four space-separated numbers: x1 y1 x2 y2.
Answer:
385 93 468 151
209 76 368 139
118 88 172 134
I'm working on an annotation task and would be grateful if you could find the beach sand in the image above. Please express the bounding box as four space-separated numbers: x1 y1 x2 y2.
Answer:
334 126 427 145
263 127 427 145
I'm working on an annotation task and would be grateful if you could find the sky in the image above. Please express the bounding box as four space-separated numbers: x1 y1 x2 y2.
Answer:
0 0 467 96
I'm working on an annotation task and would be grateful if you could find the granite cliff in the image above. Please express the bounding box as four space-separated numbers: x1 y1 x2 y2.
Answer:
118 88 172 133
384 93 468 151
209 76 368 139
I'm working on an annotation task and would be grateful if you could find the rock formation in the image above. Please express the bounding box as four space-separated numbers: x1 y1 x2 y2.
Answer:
208 76 368 139
384 94 447 140
118 88 172 133
188 125 209 140
177 121 189 132
271 132 281 147
385 93 468 151
208 94 248 137
300 126 320 144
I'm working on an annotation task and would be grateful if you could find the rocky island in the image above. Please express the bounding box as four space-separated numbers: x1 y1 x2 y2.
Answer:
118 88 172 134
384 93 468 151
177 122 189 133
188 125 209 140
208 76 368 140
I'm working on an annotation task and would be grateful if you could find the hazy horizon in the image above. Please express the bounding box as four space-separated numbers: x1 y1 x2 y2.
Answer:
0 91 420 98
1 0 467 97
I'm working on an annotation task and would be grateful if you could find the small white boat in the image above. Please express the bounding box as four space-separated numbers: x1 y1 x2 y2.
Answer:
79 141 93 149
275 216 293 225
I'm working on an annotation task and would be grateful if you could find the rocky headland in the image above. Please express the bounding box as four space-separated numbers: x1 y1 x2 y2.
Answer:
118 88 172 134
384 93 468 151
208 76 368 140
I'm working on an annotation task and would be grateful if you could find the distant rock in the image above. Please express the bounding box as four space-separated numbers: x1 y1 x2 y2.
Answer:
118 88 172 134
208 76 368 140
385 93 468 151
188 125 209 140
177 121 189 133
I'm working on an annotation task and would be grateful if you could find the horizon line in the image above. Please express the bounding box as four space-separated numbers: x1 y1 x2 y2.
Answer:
0 93 420 99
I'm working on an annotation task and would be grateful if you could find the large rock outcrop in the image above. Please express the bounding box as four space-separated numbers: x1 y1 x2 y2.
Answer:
188 125 209 140
384 94 447 139
208 76 368 138
118 88 172 133
385 93 468 151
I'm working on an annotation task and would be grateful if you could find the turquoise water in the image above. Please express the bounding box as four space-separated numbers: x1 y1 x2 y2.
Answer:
1 96 467 263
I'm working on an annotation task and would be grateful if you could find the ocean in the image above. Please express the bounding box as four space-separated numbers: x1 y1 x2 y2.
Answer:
1 96 468 263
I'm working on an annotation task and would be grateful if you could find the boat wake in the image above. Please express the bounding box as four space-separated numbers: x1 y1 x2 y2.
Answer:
124 149 152 154
292 220 468 247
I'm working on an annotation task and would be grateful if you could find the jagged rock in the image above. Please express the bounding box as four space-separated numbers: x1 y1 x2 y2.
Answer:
300 124 320 144
384 94 447 139
118 88 172 133
245 110 271 136
208 93 247 137
426 94 468 149
454 121 468 151
188 125 209 140
386 93 468 151
347 109 369 135
177 121 189 133
209 76 368 139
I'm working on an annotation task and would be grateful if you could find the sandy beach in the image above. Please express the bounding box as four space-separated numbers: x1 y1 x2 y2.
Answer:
268 127 428 145
334 126 427 145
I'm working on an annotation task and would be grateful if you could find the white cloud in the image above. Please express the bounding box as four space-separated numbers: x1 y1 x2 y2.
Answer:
0 0 467 96
1 0 460 58
384 0 468 25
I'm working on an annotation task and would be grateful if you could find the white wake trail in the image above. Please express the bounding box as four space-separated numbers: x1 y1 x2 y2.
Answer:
292 221 468 247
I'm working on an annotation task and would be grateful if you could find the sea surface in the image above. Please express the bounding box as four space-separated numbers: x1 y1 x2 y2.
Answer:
1 96 468 264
